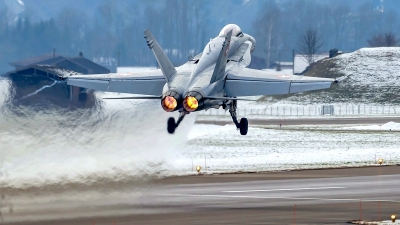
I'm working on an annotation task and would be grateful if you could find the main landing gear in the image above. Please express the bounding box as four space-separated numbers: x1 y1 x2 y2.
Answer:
167 111 187 134
228 100 248 135
167 100 248 135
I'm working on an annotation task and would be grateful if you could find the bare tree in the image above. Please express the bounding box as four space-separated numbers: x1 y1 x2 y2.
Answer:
253 1 281 68
299 28 324 65
368 32 399 47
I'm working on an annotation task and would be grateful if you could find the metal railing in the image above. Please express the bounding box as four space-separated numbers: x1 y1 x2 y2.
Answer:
198 105 400 117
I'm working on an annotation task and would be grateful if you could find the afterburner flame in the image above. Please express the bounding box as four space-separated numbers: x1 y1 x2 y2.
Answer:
184 96 198 112
162 96 177 112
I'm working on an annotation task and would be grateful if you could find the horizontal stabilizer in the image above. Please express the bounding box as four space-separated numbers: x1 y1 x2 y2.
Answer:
225 68 335 97
103 96 161 100
204 96 256 101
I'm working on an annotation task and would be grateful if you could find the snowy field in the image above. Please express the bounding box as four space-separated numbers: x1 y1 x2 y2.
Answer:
268 47 400 104
344 122 400 131
183 123 400 174
334 47 400 86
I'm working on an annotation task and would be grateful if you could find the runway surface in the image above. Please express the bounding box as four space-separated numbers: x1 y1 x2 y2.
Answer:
3 166 400 225
197 116 400 126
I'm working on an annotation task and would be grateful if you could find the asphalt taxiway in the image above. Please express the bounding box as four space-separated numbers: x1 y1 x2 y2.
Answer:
4 166 400 225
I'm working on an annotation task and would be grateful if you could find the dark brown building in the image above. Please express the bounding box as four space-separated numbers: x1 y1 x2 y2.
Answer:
6 53 110 108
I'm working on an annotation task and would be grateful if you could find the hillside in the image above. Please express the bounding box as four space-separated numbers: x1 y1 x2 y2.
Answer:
261 47 400 104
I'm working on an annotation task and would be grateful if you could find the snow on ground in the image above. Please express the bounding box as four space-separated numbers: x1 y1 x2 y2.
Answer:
183 124 399 173
268 47 400 104
377 221 400 225
344 122 400 131
334 47 400 86
351 221 400 225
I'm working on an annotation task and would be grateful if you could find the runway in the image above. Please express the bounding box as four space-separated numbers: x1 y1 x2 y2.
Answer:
197 116 400 126
3 166 400 225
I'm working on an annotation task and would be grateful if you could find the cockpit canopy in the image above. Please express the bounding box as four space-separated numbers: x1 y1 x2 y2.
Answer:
218 24 243 37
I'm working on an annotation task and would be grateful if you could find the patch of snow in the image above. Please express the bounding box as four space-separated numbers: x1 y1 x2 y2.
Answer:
344 122 400 131
334 47 400 86
184 124 399 173
93 57 116 67
270 47 400 104
377 221 400 225
4 0 25 23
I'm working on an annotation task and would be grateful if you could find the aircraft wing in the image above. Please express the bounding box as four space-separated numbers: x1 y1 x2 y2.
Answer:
67 69 166 95
225 68 335 97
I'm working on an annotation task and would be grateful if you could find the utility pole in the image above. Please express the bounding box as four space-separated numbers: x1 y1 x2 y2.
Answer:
292 49 295 75
277 51 281 71
117 51 120 67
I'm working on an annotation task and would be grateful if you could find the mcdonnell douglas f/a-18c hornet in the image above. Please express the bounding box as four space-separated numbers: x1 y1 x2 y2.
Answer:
67 24 336 135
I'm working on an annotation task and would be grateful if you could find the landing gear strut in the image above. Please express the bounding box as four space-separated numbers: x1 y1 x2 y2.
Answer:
228 100 248 135
167 111 187 134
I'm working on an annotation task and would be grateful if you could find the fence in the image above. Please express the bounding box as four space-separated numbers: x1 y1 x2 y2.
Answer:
198 105 400 117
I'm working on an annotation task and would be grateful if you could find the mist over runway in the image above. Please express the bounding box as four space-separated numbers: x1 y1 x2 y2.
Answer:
0 78 196 192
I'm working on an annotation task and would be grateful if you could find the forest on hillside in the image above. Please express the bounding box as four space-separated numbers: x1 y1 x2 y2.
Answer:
0 0 399 73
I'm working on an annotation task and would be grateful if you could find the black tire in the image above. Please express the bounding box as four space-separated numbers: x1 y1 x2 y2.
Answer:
167 117 176 134
239 118 248 135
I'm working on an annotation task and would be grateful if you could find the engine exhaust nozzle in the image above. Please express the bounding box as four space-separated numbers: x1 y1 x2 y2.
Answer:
183 91 203 112
183 96 199 112
161 90 182 112
162 96 177 112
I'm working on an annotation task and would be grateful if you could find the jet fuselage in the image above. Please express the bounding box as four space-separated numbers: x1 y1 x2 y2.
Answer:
161 31 255 112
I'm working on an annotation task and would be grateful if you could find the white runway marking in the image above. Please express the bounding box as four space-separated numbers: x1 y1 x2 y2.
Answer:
223 186 345 193
164 194 400 203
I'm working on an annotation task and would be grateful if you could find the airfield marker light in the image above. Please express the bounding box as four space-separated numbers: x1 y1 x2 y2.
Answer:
162 96 177 112
378 158 383 165
196 165 202 173
391 214 397 222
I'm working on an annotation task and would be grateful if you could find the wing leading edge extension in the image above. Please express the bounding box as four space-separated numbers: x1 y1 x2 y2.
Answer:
67 70 166 96
225 68 336 97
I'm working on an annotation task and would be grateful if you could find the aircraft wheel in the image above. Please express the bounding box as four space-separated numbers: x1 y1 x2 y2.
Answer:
239 118 248 135
167 117 176 134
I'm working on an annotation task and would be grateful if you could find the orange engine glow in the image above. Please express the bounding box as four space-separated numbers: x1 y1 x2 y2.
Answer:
162 96 177 112
184 96 198 112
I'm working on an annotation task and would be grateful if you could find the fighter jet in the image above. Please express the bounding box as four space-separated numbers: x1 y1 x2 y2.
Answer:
67 24 336 135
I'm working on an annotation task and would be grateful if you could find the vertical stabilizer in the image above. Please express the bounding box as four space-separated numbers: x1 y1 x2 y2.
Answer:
144 29 177 82
210 30 232 83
